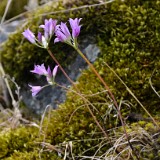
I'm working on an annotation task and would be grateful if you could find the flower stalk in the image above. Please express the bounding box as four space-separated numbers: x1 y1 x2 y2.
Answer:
22 18 110 141
47 48 76 87
47 48 110 141
73 46 140 160
53 17 139 157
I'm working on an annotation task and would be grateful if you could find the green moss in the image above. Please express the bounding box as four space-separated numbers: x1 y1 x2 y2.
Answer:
0 127 38 159
0 0 7 18
4 151 62 160
2 0 159 112
95 0 160 112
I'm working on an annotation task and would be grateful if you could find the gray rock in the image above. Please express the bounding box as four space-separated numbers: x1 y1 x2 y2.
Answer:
84 44 100 63
0 20 24 43
0 30 8 43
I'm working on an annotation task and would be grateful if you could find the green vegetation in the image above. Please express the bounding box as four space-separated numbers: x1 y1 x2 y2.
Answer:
0 0 28 20
0 0 160 159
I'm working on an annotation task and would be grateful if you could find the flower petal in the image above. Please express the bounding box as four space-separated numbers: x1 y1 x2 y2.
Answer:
30 64 48 75
28 85 42 97
55 30 68 42
69 18 82 38
37 32 42 43
42 36 48 48
22 29 36 43
52 65 58 77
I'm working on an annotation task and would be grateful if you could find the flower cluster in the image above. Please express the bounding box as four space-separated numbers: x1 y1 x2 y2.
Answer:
29 64 58 96
23 18 82 96
22 18 82 48
23 19 57 48
54 18 82 47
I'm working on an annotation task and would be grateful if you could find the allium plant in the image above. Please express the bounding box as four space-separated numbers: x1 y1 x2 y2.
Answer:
22 18 57 48
54 18 82 47
39 19 57 41
29 64 58 96
23 18 82 97
28 85 43 97
22 29 36 44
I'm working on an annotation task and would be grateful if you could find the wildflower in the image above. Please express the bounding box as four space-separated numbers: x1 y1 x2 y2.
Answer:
28 85 42 97
46 65 58 84
54 22 72 43
69 18 82 38
42 36 48 48
30 64 48 75
23 19 57 48
37 32 42 43
29 64 58 96
39 18 57 40
54 18 82 47
38 19 57 48
22 29 36 44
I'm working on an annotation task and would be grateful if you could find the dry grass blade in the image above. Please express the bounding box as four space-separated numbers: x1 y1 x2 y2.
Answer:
149 69 160 98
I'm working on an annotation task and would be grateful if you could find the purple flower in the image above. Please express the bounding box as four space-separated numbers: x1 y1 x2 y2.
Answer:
37 32 42 43
54 18 82 46
54 22 71 43
47 66 52 78
37 32 48 48
22 29 36 43
46 65 58 84
30 64 48 75
39 18 57 40
52 65 58 77
29 64 58 96
69 18 82 38
28 85 42 97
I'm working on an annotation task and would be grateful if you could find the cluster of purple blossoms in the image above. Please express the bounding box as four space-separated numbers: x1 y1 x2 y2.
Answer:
23 18 82 96
23 18 57 48
54 18 82 47
22 18 82 48
29 64 58 96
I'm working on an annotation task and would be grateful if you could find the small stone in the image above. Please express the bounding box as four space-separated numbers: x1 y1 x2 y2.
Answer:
85 44 100 63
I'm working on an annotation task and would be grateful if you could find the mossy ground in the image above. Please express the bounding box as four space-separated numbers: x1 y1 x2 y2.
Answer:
0 0 160 159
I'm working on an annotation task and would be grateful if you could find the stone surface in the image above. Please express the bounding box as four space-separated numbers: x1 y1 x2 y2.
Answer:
85 44 100 63
0 20 24 43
